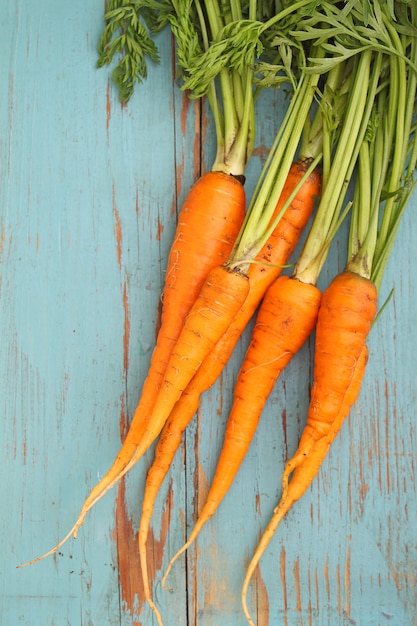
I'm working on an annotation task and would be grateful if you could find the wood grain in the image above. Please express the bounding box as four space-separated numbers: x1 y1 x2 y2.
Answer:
2 2 416 625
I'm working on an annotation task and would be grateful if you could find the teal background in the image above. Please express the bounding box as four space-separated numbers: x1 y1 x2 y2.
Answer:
2 3 417 625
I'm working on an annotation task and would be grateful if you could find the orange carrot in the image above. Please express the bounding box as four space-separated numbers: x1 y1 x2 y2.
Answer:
113 172 244 448
18 171 245 567
286 345 368 503
128 263 250 459
138 161 321 611
280 270 377 502
161 274 322 587
241 344 369 626
240 271 377 626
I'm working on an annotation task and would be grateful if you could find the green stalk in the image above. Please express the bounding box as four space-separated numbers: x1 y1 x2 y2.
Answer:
373 20 408 261
227 60 323 271
301 57 353 188
194 0 226 171
367 4 417 292
294 49 381 285
347 81 390 273
202 0 242 168
224 67 257 175
227 44 363 274
197 0 320 176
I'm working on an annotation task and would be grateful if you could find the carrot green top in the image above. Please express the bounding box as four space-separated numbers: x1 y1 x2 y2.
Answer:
346 1 417 293
226 0 415 277
97 0 416 274
96 0 318 177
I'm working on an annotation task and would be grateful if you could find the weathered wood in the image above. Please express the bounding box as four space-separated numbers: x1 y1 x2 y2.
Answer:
2 3 417 625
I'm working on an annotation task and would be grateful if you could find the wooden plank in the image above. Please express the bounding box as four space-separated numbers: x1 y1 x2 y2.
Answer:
2 3 417 626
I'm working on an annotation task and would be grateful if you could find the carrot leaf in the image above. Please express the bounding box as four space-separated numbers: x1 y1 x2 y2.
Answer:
97 1 161 103
346 1 417 290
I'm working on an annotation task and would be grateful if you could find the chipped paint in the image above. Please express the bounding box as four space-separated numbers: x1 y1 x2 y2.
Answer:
323 557 330 603
174 163 184 211
254 565 270 626
119 391 128 443
0 221 7 256
146 480 174 586
114 479 144 625
344 544 351 618
122 279 130 377
280 547 288 626
155 217 164 241
114 477 174 623
200 541 233 617
293 556 302 614
180 90 191 137
252 144 271 162
112 189 123 269
106 80 111 132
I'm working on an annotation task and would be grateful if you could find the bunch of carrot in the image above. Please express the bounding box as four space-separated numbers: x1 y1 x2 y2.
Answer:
18 0 322 567
240 3 417 624
18 1 417 625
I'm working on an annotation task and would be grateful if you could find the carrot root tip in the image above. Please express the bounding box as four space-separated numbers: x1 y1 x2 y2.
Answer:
147 597 165 626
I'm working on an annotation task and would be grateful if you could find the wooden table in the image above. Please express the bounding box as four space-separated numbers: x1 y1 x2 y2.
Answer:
2 3 416 625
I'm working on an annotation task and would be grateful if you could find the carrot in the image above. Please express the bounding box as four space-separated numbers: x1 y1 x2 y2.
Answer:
161 274 322 587
19 0 316 574
128 51 329 532
241 345 369 626
239 273 377 626
159 38 380 594
125 263 250 458
242 14 417 621
143 57 358 590
138 159 321 611
280 270 378 500
286 345 369 504
17 172 245 567
240 272 377 626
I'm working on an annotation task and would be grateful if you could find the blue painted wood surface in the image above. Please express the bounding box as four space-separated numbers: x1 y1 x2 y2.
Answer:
2 3 417 625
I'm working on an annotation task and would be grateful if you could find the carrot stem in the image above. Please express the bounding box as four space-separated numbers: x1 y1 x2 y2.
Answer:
228 54 323 269
294 49 378 284
348 4 417 288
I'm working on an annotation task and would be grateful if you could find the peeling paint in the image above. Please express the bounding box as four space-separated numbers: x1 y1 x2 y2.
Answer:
201 541 233 618
106 80 111 132
335 562 341 615
155 217 164 241
254 565 270 626
180 91 191 137
0 220 7 255
344 544 351 618
122 279 130 377
114 479 144 625
112 189 123 269
147 480 174 585
323 557 330 602
119 392 128 443
175 163 185 215
193 409 209 518
255 492 262 517
293 556 302 614
280 547 288 626
252 144 271 162
307 569 313 626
